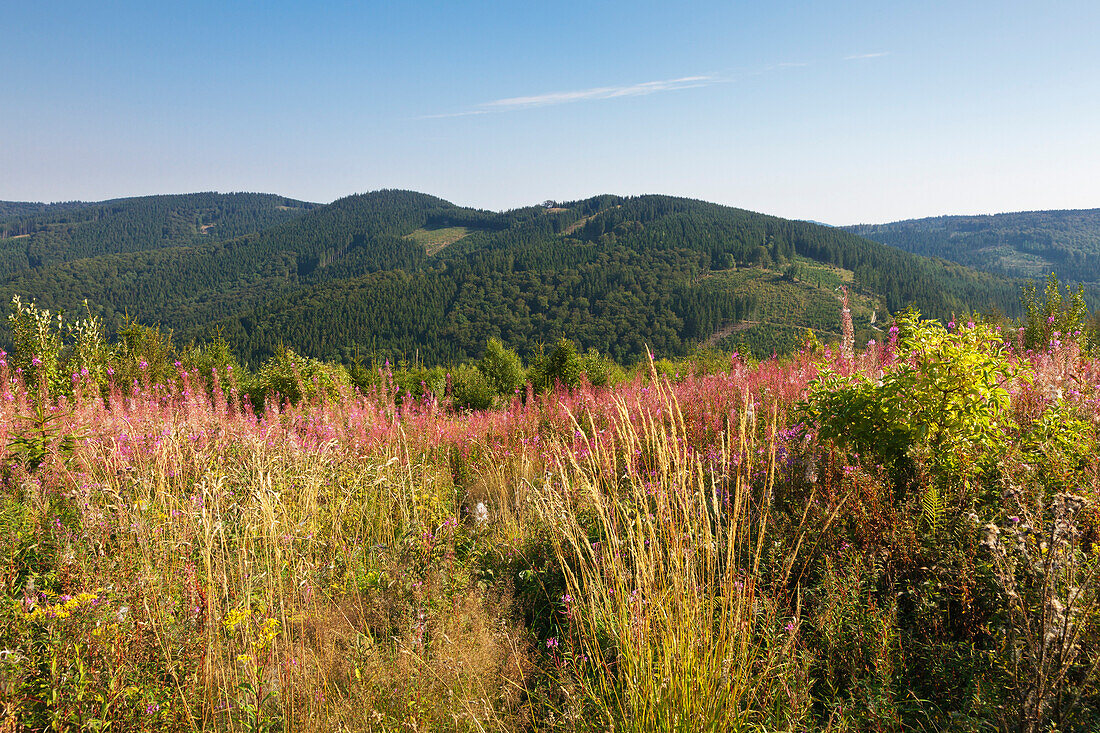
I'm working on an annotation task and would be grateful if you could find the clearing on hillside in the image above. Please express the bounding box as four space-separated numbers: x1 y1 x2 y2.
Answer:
404 226 471 255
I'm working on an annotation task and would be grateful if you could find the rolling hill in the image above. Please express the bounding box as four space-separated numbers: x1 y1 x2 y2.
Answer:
0 192 318 275
0 191 1029 365
847 209 1100 286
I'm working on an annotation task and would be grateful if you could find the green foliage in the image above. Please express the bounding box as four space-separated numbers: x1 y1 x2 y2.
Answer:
0 192 315 274
66 301 111 391
529 338 582 392
7 400 79 473
478 338 526 399
449 363 492 411
180 335 244 398
8 295 64 396
1021 402 1096 492
1019 271 1089 350
246 346 350 407
579 347 621 387
0 191 1029 368
803 312 1024 483
805 553 900 726
850 209 1100 287
111 320 177 388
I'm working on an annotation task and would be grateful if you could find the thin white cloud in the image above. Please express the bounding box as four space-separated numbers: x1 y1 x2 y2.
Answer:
776 61 810 68
844 52 890 60
418 75 720 119
483 75 717 110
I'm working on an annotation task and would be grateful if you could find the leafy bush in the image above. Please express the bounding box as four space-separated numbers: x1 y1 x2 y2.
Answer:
8 295 64 396
180 335 243 398
479 338 526 400
579 347 621 387
529 338 582 392
803 311 1024 487
66 302 111 393
450 363 492 411
1020 272 1088 351
111 320 178 389
246 346 351 407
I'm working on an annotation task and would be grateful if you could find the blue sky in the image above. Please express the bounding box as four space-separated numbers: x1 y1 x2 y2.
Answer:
3 0 1098 224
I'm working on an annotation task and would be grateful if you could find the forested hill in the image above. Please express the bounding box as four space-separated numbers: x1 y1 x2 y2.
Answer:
0 190 1026 365
846 209 1100 286
0 192 317 275
0 200 91 220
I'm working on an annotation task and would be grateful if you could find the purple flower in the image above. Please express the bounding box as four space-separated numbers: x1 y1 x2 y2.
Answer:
145 702 160 714
546 637 559 649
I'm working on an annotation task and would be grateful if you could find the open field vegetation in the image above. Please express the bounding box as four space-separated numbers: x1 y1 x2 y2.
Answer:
3 281 1100 731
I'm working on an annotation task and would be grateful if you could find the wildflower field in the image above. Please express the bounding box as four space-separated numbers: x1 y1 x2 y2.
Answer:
3 297 1100 731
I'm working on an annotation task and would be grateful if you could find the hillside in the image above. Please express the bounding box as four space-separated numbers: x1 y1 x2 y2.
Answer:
0 192 318 275
847 208 1100 286
0 191 1027 365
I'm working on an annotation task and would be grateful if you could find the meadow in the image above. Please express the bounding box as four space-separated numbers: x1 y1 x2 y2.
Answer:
2 294 1100 732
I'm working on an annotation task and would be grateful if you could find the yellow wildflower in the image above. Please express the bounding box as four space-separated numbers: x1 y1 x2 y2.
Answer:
223 607 251 631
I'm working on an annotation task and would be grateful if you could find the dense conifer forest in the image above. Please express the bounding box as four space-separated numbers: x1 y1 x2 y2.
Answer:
848 209 1100 287
0 190 1031 365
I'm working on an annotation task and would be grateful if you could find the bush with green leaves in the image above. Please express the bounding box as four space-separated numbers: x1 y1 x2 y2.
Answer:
802 311 1026 493
66 301 111 393
478 338 526 400
8 295 65 396
1020 272 1088 351
245 347 351 408
110 320 178 389
579 347 622 387
180 336 245 399
449 363 492 411
529 338 583 393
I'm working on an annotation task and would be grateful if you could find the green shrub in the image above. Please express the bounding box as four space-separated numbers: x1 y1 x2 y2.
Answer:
1020 272 1088 351
478 338 526 399
246 346 351 407
66 302 111 393
395 365 448 404
529 338 582 392
8 295 64 396
111 320 177 388
580 347 621 387
180 336 243 397
802 311 1024 487
450 364 492 411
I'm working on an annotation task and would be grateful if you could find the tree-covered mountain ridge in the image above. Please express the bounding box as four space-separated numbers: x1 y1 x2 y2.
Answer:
0 190 1032 365
846 208 1100 286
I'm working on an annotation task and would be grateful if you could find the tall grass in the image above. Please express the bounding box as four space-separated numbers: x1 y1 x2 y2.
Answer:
534 379 812 731
3 331 1100 730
